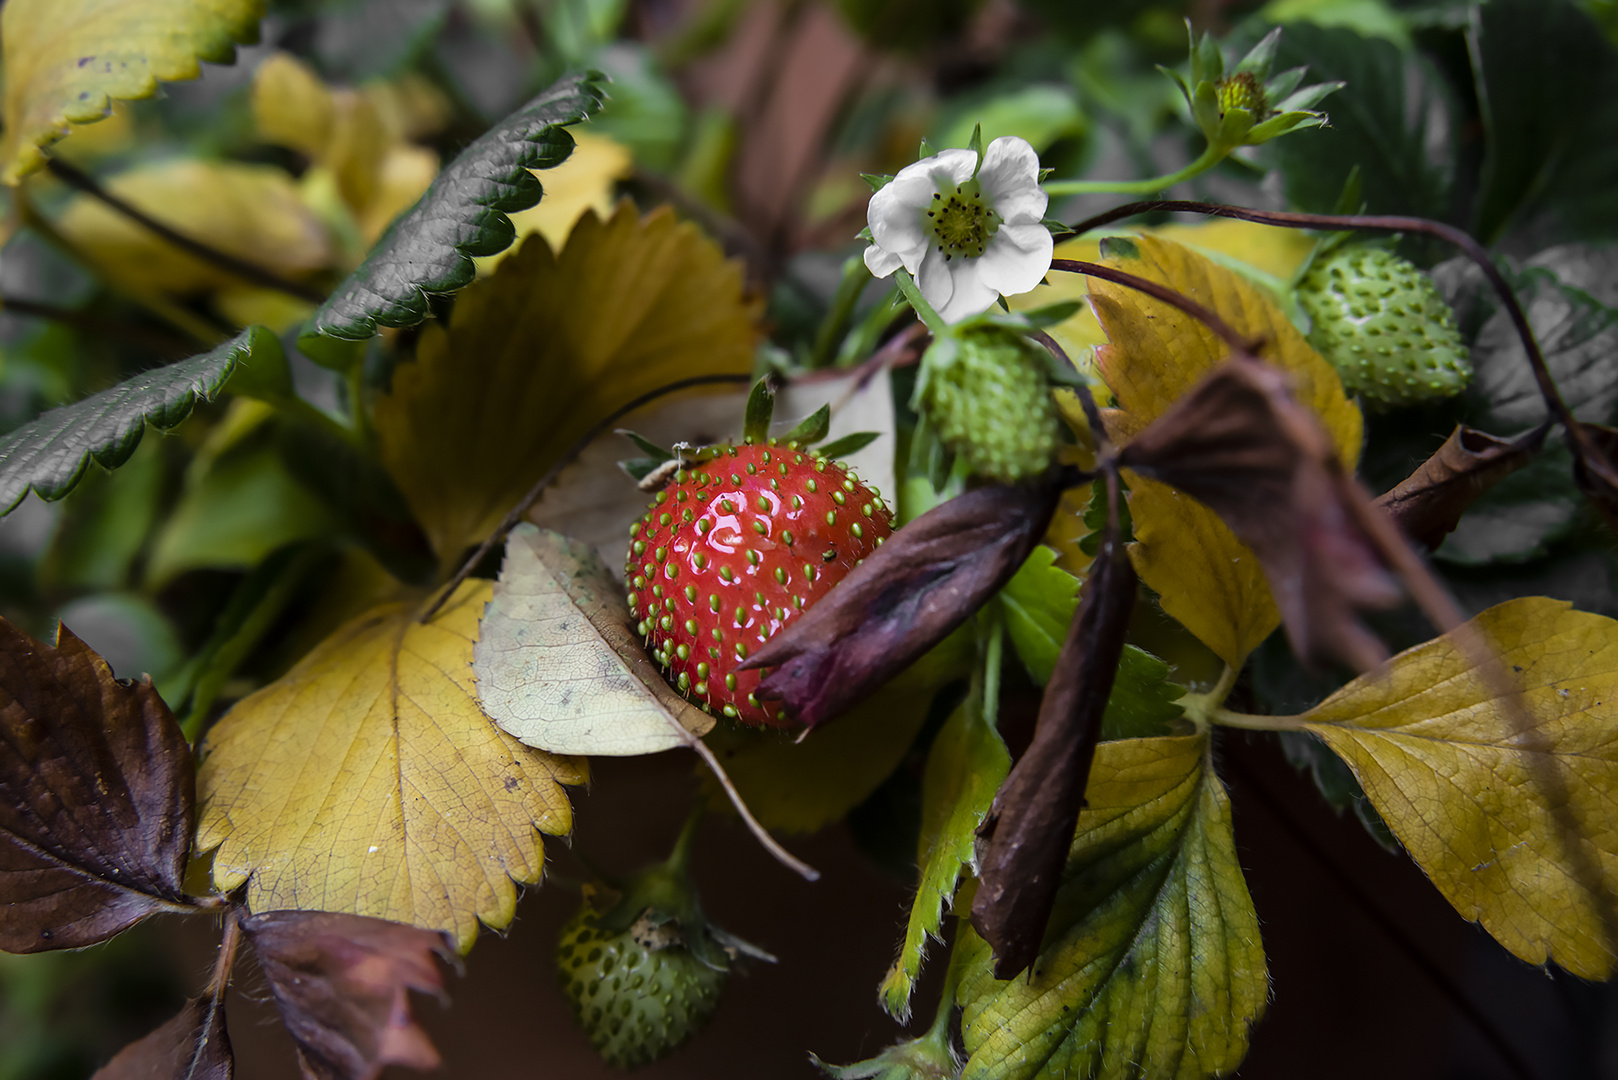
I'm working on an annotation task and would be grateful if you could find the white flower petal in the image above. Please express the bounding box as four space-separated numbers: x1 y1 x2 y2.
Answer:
978 137 1047 224
866 171 937 268
935 264 1000 324
915 245 958 317
911 148 978 189
974 224 1054 298
864 243 904 278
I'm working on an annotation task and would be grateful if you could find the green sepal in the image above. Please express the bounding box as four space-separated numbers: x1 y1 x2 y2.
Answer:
968 122 985 173
779 404 831 446
617 428 673 460
743 377 777 443
862 172 894 192
618 457 670 483
817 431 881 459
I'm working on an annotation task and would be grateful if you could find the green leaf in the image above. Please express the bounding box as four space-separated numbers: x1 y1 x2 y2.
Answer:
1471 0 1618 244
1266 24 1456 221
998 546 1078 686
0 0 263 184
0 326 280 515
933 85 1086 157
879 696 1010 1021
299 71 607 350
957 735 1267 1080
1101 648 1187 742
779 403 831 447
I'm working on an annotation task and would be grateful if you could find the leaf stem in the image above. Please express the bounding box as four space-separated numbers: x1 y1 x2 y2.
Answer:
0 295 195 356
810 254 874 369
981 608 1005 732
45 158 328 303
1049 259 1259 353
1044 144 1228 197
1207 707 1305 732
892 268 949 337
1178 664 1243 734
206 907 243 1002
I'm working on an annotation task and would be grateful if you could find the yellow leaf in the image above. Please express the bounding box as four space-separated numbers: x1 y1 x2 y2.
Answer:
356 142 438 246
475 525 714 756
196 581 585 950
1298 597 1618 979
54 159 334 294
252 51 333 161
375 202 761 570
476 132 633 272
1090 235 1362 669
1 0 263 184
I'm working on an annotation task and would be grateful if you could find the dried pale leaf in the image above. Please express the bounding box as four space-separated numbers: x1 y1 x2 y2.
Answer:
879 696 1009 1021
244 910 451 1080
0 621 196 953
56 160 333 294
1376 424 1548 551
0 0 263 183
92 996 232 1080
525 366 897 571
958 735 1266 1080
1091 236 1361 666
475 525 712 756
374 203 760 568
1301 597 1618 978
197 581 584 950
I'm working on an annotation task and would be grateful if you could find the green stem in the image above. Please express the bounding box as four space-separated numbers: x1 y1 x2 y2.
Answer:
1176 662 1239 734
981 610 1005 733
665 807 704 876
810 255 873 369
1044 144 1228 197
892 268 949 337
1209 707 1306 732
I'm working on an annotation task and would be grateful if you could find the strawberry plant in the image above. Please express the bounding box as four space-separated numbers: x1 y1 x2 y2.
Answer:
0 2 1617 1080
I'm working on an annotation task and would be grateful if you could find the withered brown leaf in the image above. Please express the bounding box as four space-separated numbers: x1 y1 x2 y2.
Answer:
1376 424 1548 551
1572 424 1618 537
243 910 452 1080
1117 357 1402 673
740 479 1065 729
92 997 232 1080
0 620 197 953
971 477 1139 979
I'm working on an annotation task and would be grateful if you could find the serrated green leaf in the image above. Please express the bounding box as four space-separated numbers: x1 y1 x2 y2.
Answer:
879 696 1010 1021
957 734 1266 1080
0 0 263 184
300 71 607 349
998 546 1078 686
0 326 280 515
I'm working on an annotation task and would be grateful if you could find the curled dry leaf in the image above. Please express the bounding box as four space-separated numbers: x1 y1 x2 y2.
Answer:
91 996 232 1080
1375 423 1548 551
0 619 197 953
741 479 1065 729
971 486 1139 979
1118 357 1402 673
475 524 714 755
244 910 452 1080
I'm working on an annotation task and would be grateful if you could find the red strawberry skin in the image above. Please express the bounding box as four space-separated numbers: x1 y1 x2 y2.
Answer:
626 443 893 726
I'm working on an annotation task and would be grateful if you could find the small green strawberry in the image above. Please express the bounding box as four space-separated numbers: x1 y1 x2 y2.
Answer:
557 818 771 1069
626 440 893 726
1297 244 1471 409
916 325 1063 483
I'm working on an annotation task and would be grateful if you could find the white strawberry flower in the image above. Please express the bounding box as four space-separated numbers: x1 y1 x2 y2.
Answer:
863 135 1053 325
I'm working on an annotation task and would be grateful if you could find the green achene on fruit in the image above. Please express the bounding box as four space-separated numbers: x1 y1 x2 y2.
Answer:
1297 243 1472 409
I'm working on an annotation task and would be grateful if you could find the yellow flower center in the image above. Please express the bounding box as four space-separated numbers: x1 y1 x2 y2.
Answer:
925 179 1001 261
1216 72 1268 119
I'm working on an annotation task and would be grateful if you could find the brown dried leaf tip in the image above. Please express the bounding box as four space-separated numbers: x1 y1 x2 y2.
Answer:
244 910 455 1080
1375 423 1547 552
972 476 1139 979
0 618 200 953
740 478 1066 729
1118 357 1403 672
92 996 232 1080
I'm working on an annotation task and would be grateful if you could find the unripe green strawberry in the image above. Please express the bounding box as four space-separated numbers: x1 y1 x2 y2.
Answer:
917 326 1062 483
1216 71 1267 119
626 441 893 726
557 893 726 1070
1298 244 1471 409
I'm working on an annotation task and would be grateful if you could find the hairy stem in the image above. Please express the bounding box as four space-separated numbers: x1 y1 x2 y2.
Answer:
1044 144 1228 197
892 268 949 337
46 158 327 303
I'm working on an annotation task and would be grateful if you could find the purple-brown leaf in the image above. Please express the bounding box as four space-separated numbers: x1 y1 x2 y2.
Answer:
1118 358 1403 672
740 479 1064 728
971 484 1138 979
243 910 453 1080
0 620 196 953
1376 424 1548 551
92 996 232 1080
1572 423 1618 537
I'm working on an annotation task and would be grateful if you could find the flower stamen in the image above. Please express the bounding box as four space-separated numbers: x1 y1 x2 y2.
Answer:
926 180 1001 262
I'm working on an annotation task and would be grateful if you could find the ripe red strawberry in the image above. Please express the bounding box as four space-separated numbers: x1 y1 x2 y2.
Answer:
625 442 893 726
